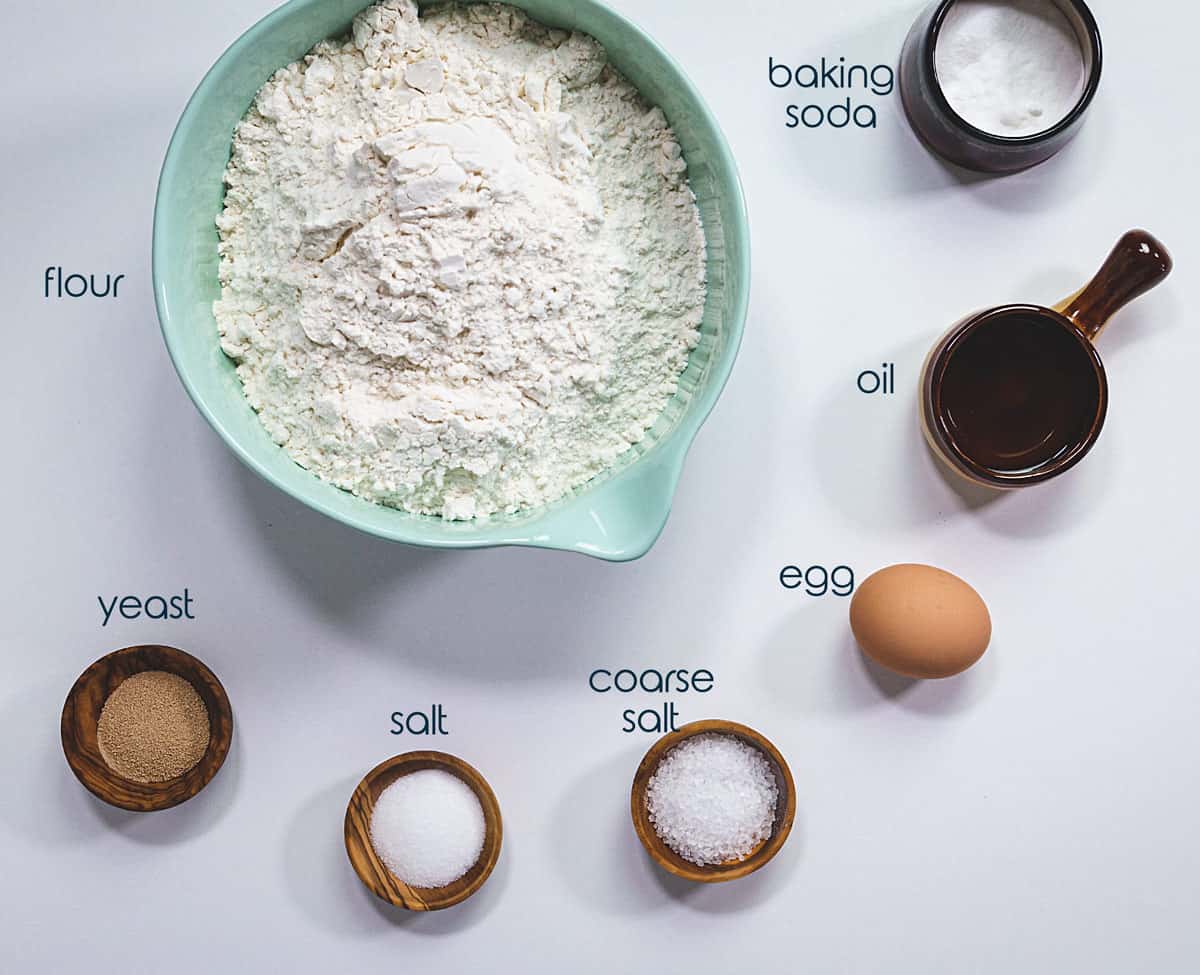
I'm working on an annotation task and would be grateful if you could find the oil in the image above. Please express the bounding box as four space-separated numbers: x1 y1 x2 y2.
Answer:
939 311 1101 476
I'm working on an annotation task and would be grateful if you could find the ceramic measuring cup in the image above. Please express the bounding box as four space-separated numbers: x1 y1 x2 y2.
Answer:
921 230 1173 489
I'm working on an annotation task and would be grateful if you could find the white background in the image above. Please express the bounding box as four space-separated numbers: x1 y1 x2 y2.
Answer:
1 0 1196 970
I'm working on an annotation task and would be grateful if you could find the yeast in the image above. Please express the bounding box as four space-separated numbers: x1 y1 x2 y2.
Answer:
98 589 194 627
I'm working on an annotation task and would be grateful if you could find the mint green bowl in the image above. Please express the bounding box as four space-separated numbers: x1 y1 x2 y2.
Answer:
154 0 749 562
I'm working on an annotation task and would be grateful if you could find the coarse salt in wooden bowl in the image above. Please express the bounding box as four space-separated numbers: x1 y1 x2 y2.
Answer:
61 645 234 813
631 719 796 884
344 751 503 911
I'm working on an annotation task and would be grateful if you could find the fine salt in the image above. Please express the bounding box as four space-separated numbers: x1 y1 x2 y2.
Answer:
369 769 486 888
645 734 778 866
935 0 1087 137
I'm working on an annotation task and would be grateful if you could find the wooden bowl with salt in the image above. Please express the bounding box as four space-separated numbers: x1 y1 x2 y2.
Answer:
344 751 503 911
631 719 796 883
61 645 233 812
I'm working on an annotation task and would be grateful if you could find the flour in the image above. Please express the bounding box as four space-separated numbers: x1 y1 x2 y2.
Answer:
215 0 706 520
934 0 1086 137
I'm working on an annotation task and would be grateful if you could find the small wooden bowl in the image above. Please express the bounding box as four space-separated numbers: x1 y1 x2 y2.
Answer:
344 751 502 911
631 719 796 883
61 645 234 812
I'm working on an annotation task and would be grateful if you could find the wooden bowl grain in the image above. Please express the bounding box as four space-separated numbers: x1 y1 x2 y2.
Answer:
61 645 234 812
631 719 796 883
344 751 502 911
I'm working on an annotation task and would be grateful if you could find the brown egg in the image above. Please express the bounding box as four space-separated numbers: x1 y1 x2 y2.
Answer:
849 564 991 679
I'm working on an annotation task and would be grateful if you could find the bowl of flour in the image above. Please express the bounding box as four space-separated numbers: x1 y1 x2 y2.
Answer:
155 0 748 561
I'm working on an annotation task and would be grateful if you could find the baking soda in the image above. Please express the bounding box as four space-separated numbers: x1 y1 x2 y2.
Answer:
369 769 486 888
935 0 1087 137
645 734 778 866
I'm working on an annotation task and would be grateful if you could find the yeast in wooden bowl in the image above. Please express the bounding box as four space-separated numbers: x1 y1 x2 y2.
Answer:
631 719 796 883
345 751 502 911
61 645 233 812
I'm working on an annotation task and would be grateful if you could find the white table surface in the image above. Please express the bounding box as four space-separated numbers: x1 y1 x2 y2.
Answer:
2 0 1196 970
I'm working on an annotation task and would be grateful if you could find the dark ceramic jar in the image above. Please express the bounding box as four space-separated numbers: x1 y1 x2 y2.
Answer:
899 0 1102 174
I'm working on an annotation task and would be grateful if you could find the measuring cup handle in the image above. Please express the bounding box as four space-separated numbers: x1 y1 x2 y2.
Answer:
1055 230 1173 341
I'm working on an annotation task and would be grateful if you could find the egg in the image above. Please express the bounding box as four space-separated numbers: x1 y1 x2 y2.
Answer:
849 564 991 679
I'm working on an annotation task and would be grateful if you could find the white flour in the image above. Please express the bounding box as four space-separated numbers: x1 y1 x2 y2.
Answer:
215 0 706 520
935 0 1086 137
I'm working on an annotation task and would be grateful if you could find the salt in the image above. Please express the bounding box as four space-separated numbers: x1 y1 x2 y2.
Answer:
935 0 1087 137
369 769 486 888
645 734 778 867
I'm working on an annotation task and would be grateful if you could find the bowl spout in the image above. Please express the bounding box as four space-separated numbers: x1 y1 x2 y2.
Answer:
536 450 686 562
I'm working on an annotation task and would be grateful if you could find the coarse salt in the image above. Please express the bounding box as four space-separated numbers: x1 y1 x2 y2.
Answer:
369 769 486 888
645 734 778 867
